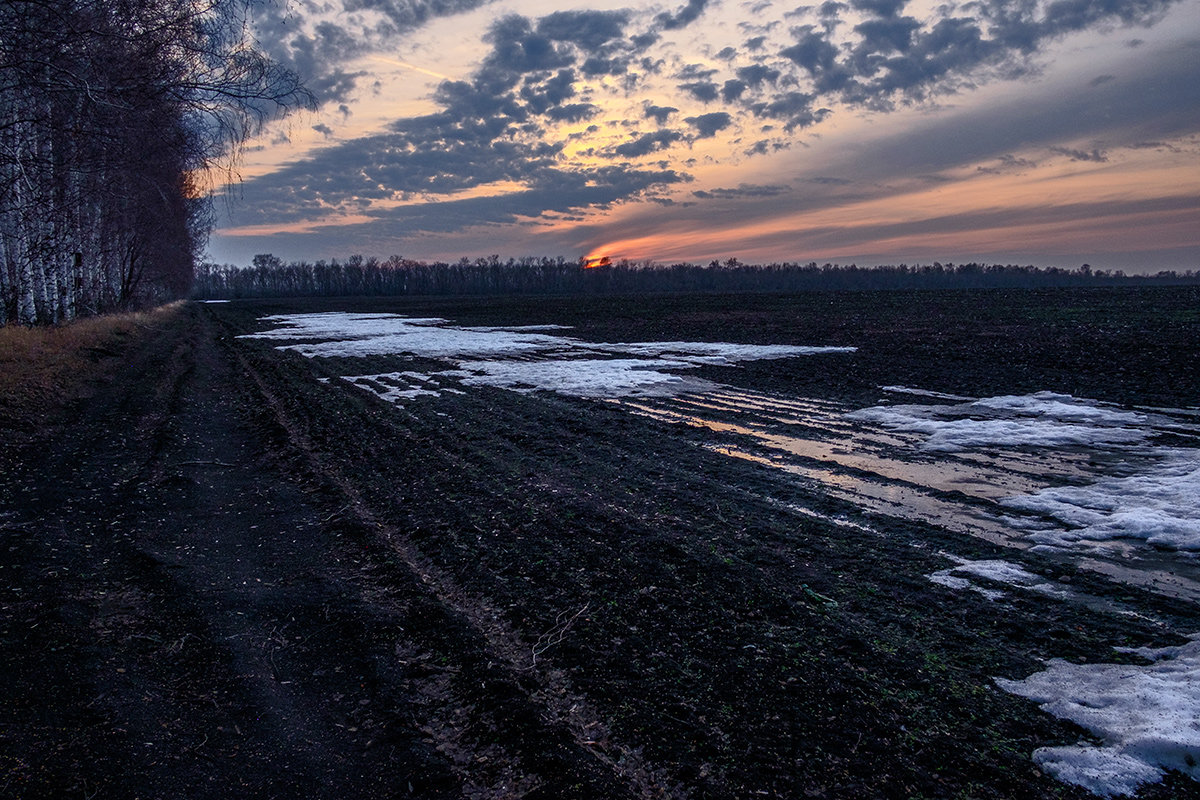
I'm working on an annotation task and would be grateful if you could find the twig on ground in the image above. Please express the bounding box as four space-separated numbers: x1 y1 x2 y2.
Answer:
525 603 590 671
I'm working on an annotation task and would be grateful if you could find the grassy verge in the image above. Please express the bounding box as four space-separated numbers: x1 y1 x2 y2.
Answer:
0 302 184 437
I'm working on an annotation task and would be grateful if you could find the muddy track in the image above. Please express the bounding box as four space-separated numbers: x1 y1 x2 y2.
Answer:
4 294 1200 799
0 305 677 798
221 311 680 799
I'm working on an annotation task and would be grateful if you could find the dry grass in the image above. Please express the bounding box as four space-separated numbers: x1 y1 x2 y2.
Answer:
0 302 184 435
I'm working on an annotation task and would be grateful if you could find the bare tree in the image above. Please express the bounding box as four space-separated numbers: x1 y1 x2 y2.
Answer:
0 0 312 324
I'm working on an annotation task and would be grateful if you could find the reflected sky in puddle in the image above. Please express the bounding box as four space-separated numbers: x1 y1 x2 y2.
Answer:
622 387 1200 602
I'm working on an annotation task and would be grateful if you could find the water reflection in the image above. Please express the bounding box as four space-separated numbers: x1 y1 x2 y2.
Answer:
621 387 1200 602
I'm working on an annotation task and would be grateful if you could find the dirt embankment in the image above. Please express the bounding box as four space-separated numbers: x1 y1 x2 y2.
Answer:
2 293 1198 799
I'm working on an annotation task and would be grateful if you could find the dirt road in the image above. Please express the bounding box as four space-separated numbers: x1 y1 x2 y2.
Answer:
2 296 1197 799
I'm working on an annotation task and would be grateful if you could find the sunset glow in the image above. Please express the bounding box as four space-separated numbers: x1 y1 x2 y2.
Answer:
206 0 1200 272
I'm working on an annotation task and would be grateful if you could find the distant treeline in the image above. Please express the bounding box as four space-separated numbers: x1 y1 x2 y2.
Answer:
195 255 1200 299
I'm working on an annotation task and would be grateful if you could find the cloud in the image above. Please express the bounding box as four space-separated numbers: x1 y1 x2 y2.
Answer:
655 0 713 31
612 129 687 157
312 123 334 137
537 9 635 76
251 0 493 103
1050 146 1109 163
743 138 771 155
644 103 679 123
693 183 790 199
686 111 734 137
234 165 690 255
735 63 781 87
780 26 856 94
1126 140 1185 152
770 0 1184 110
775 194 1200 255
341 0 490 36
852 16 923 58
817 1 848 19
519 69 577 114
749 91 828 130
676 62 718 80
546 103 600 122
719 79 747 102
850 0 907 17
484 15 576 77
535 10 630 49
976 154 1039 174
800 30 1200 181
680 80 721 102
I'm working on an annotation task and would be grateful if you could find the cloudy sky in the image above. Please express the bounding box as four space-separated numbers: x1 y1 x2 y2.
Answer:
207 0 1200 271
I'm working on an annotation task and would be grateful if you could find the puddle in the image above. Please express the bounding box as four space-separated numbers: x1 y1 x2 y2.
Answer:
624 387 1200 602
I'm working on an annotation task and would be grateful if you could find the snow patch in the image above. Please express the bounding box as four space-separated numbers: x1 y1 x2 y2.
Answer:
446 359 715 398
243 313 853 401
341 372 441 403
245 312 445 342
281 327 567 360
996 636 1200 797
927 555 1067 600
850 391 1200 559
971 393 1146 426
469 324 574 332
1001 453 1200 552
847 392 1148 452
601 340 857 363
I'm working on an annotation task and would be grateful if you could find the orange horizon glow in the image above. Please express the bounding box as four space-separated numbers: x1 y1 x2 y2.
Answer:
574 145 1200 266
582 253 612 268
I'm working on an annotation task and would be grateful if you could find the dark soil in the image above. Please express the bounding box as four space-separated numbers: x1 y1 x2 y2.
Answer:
3 288 1199 799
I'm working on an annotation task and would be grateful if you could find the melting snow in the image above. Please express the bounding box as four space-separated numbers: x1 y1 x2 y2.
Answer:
846 392 1148 452
281 327 567 360
241 312 853 400
247 312 444 341
847 390 1200 565
446 358 717 398
600 340 857 363
341 373 440 403
996 636 1200 797
1001 453 1200 552
927 555 1067 600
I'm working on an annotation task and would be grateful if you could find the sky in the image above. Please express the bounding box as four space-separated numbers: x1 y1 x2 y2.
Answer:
206 0 1200 272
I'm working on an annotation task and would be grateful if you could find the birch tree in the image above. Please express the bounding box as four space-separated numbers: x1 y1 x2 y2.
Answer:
0 0 310 324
